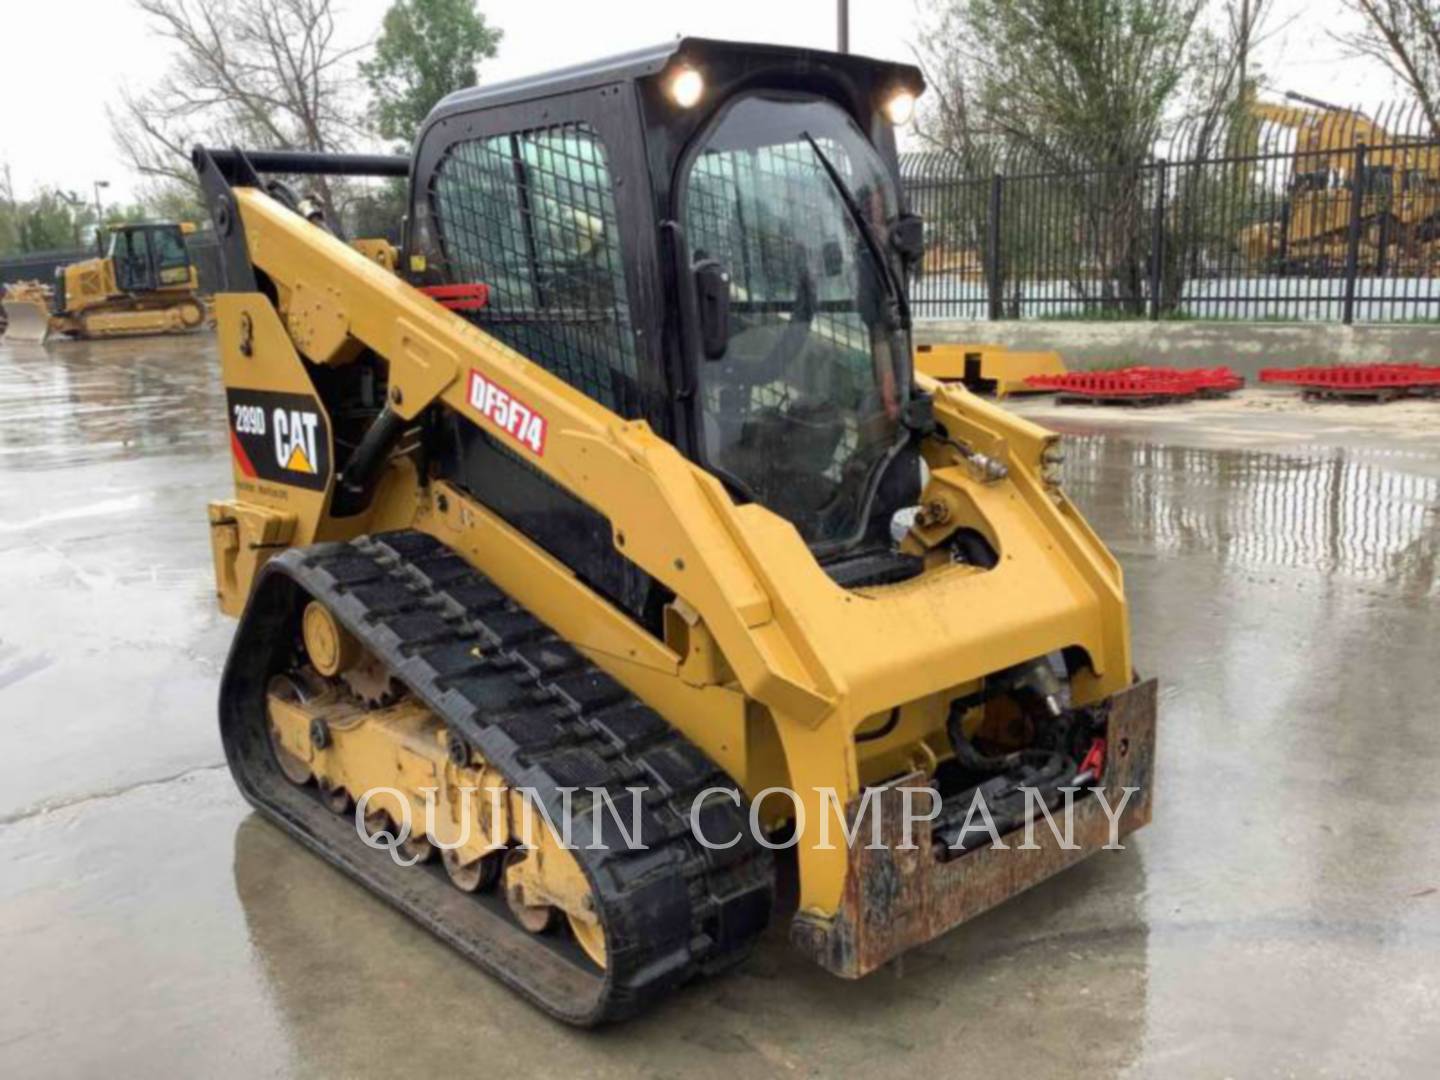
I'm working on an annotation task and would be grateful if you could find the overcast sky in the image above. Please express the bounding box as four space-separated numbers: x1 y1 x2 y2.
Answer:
0 0 1399 205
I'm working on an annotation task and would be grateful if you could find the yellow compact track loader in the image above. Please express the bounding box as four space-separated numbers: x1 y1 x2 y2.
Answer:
0 222 208 343
196 38 1156 1025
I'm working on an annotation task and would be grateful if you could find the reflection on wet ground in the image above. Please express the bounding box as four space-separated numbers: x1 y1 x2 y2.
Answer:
1063 437 1440 597
2 337 1439 1077
0 335 224 467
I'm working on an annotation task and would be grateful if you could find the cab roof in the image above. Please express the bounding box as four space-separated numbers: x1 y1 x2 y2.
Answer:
427 37 923 122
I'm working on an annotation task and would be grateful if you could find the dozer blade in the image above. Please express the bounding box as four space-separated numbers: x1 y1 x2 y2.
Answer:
1 298 52 343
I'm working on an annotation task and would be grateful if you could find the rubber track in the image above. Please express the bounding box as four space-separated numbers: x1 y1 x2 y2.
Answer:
218 529 774 1024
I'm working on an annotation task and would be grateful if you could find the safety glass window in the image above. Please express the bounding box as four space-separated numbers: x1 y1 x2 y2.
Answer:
681 95 905 547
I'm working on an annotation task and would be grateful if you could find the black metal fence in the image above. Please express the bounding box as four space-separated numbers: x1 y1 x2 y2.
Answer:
0 247 88 288
901 99 1440 324
0 233 223 293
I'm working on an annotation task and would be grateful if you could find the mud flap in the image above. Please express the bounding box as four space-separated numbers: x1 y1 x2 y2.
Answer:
790 678 1157 977
1 299 52 343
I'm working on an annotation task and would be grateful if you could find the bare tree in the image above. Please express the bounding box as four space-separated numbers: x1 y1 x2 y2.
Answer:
1181 0 1276 158
911 3 991 164
1156 1 1280 312
1336 1 1440 136
110 0 367 221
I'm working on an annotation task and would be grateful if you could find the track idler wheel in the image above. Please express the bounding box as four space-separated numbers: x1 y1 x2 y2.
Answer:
500 846 607 968
178 299 205 329
567 909 607 970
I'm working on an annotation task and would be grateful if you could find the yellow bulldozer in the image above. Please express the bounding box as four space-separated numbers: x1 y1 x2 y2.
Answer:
0 221 208 343
195 38 1155 1024
1240 93 1440 274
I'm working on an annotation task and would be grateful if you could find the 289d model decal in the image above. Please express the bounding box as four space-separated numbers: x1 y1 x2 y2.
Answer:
226 388 331 491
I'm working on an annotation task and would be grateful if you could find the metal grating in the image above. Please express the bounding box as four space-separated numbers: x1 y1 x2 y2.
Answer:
428 122 642 416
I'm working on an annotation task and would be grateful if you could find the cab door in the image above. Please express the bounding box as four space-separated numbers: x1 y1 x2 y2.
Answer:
113 229 157 293
412 85 665 624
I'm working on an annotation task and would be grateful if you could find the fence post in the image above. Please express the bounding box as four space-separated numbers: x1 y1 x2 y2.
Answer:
986 172 1003 320
1149 159 1168 321
1342 142 1366 325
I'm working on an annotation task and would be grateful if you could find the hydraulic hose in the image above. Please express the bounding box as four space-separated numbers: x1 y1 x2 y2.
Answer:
331 406 407 517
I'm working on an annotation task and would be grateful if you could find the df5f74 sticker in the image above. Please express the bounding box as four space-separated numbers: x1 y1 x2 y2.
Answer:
468 369 547 456
226 388 331 492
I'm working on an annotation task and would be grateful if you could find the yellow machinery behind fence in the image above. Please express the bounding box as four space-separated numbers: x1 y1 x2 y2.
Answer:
1240 94 1440 274
0 222 208 343
914 341 1068 398
195 38 1155 1025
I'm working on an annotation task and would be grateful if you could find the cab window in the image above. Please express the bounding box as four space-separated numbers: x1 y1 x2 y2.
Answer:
430 122 641 417
151 228 190 269
680 95 906 547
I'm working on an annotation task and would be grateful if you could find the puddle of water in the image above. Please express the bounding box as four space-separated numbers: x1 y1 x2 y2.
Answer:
1062 437 1440 598
0 337 224 471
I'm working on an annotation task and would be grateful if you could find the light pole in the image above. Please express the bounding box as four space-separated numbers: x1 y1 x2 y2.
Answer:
59 190 84 248
837 0 849 53
93 180 110 250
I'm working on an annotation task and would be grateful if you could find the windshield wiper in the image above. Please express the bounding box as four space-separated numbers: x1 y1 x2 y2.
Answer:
802 132 908 325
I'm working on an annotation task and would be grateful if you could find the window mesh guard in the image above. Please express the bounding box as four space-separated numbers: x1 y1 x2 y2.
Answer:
428 122 642 417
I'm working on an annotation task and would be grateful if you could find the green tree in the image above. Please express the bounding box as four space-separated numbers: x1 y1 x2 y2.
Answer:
919 0 1203 170
0 165 19 256
14 190 97 252
0 171 99 256
0 172 156 257
362 0 502 145
913 0 1271 315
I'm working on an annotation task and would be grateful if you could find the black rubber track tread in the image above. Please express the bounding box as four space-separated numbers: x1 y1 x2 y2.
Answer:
217 530 774 1025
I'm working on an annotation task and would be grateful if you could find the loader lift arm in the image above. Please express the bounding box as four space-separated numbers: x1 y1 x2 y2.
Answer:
195 144 842 723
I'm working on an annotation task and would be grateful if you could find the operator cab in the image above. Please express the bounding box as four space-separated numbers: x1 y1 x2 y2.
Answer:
106 223 196 293
409 39 926 613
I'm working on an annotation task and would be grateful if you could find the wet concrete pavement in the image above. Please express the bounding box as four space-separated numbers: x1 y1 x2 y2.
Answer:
0 335 232 825
2 335 1439 1077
